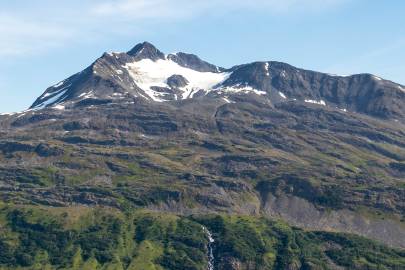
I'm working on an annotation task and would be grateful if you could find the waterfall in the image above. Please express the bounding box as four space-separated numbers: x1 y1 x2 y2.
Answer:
202 226 215 270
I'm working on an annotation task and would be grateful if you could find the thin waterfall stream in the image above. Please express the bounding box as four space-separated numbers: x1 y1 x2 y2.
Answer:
202 226 215 270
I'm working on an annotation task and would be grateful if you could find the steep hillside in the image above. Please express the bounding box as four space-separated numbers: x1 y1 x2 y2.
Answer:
0 42 404 269
0 205 404 270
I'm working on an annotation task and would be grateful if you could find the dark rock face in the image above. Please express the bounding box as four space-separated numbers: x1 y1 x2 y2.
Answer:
217 257 243 270
167 52 223 72
36 143 64 157
127 41 166 61
390 162 405 172
0 142 34 154
167 74 189 88
222 62 272 91
221 61 405 120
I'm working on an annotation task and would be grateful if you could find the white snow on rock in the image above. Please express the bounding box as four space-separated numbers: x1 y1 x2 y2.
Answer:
216 83 266 96
327 73 350 77
34 84 72 109
52 104 65 110
264 62 270 76
79 90 95 99
40 84 71 100
52 81 65 88
304 99 326 106
179 86 198 100
3 108 37 117
279 92 287 99
398 86 405 92
123 58 230 101
0 112 16 116
222 97 235 104
35 90 68 109
373 76 382 81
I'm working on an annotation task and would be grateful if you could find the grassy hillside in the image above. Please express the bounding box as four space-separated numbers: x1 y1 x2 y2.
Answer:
0 205 403 270
1 95 405 269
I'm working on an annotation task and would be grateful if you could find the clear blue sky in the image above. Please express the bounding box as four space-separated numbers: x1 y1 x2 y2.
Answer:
1 0 404 113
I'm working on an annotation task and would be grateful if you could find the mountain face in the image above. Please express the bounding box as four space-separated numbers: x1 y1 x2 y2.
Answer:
30 41 405 122
30 41 228 107
1 42 405 270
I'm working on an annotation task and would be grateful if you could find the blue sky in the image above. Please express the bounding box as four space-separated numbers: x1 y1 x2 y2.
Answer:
0 0 404 113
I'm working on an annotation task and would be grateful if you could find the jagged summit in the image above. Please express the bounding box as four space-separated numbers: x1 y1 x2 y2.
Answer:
27 41 405 121
29 41 232 108
126 42 223 72
127 41 166 61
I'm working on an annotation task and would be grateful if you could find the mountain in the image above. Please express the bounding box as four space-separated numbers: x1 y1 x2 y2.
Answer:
0 42 404 270
29 41 228 108
30 41 405 121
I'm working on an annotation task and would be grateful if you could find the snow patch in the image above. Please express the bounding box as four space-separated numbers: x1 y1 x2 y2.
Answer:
222 97 235 104
373 76 382 81
52 105 65 110
8 108 39 118
35 90 68 108
52 81 65 88
79 91 94 99
123 58 230 101
41 84 71 100
34 85 72 109
327 73 350 77
304 99 326 106
112 92 126 99
217 83 266 96
264 62 270 76
279 92 287 99
0 112 16 116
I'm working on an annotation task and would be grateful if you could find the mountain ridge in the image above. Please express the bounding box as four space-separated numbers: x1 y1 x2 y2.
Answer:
28 41 405 122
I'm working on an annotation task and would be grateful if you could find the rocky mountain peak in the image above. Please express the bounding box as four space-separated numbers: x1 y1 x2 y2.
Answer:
127 41 165 61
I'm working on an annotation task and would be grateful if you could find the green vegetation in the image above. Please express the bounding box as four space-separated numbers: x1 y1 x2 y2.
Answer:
0 205 403 270
198 215 405 269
